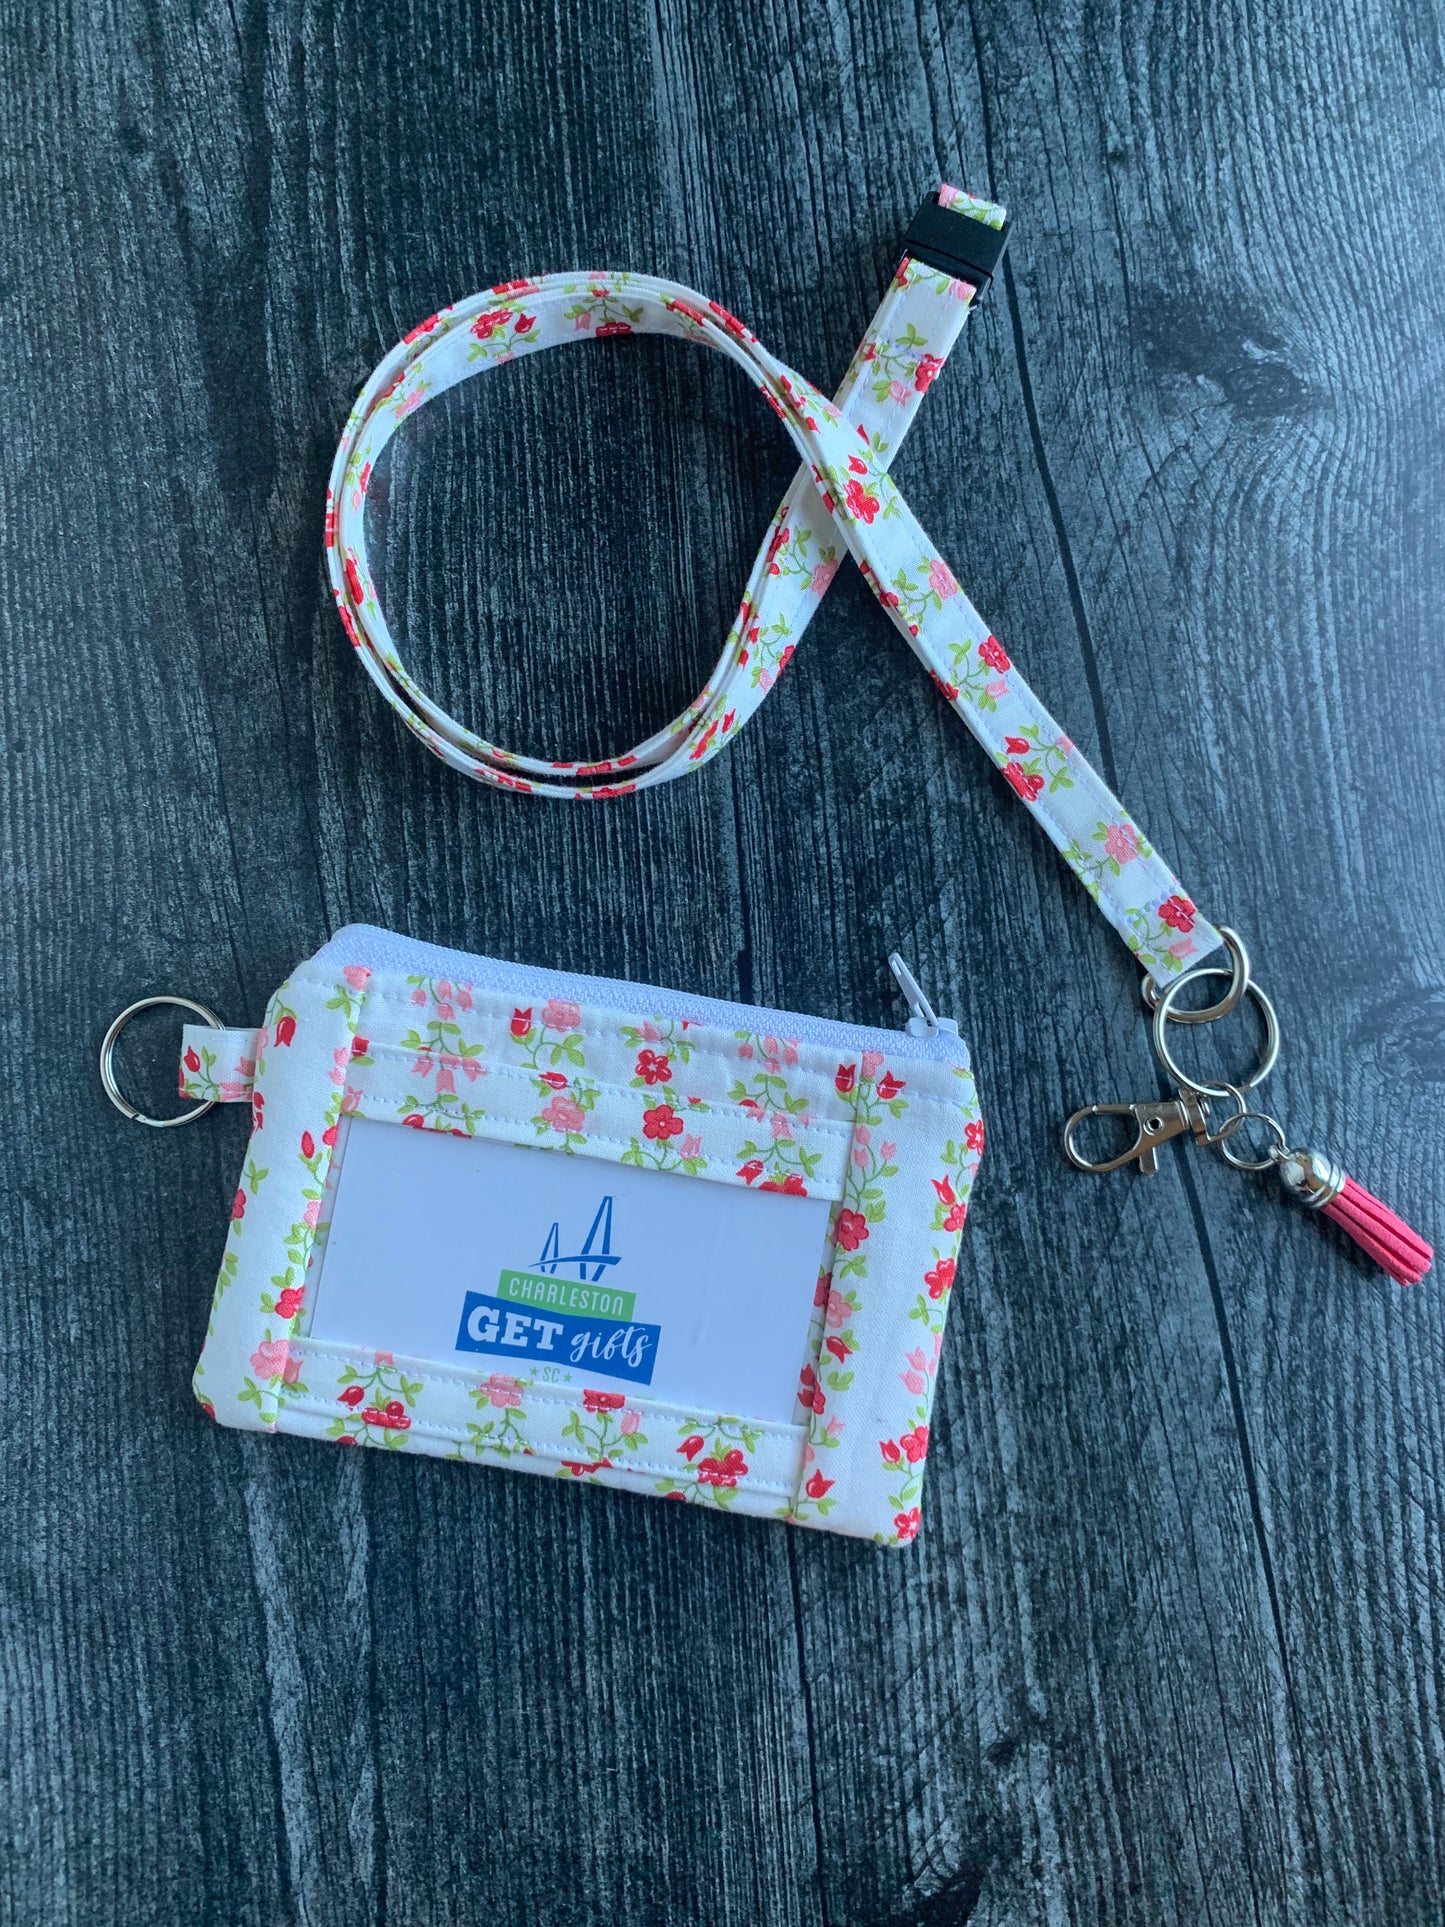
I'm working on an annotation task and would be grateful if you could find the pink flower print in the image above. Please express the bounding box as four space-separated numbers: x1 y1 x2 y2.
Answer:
434 980 452 1000
330 1046 349 1087
737 1041 754 1061
302 1199 321 1228
1103 823 1140 865
435 1063 456 1095
412 986 427 1005
281 1353 303 1386
679 1134 703 1159
219 1081 250 1102
928 558 958 599
986 678 1009 698
456 986 473 1010
343 964 369 990
1057 734 1074 754
480 1374 523 1409
781 1041 798 1067
640 1020 662 1042
852 1143 869 1169
825 1289 849 1330
250 1339 290 1382
887 378 909 402
541 1093 586 1134
542 999 580 1032
620 1410 642 1436
1170 937 1197 960
810 560 838 596
861 1051 884 1081
770 1113 792 1141
375 1351 395 1366
834 1209 869 1252
574 310 592 330
879 1141 896 1162
901 1346 930 1396
435 1002 454 1022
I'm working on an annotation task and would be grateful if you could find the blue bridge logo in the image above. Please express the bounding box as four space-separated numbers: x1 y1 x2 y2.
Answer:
535 1196 621 1283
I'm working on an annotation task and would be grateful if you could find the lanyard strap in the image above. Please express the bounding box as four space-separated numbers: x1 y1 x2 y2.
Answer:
326 184 1220 985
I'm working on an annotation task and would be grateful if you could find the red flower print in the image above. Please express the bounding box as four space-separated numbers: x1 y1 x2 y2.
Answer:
944 1204 968 1232
1158 894 1197 933
824 1335 850 1363
834 1208 869 1252
678 1433 705 1460
402 313 440 343
513 311 536 333
965 1120 985 1153
351 1035 369 1058
401 1113 424 1128
847 454 868 475
760 1174 808 1196
276 1287 304 1319
510 1007 533 1038
583 1389 626 1413
698 1448 748 1488
797 1364 826 1414
979 635 1010 672
737 1159 764 1185
338 1384 365 1408
914 352 943 392
844 478 880 524
300 1131 314 1159
274 1014 297 1047
231 1189 246 1221
183 1045 201 1074
894 1508 921 1543
876 1070 905 1101
343 555 365 605
835 1062 857 1095
900 1424 929 1464
932 1175 957 1205
635 1049 672 1086
322 1124 338 1147
470 306 513 340
595 320 632 338
880 1438 902 1466
643 1104 683 1141
1005 735 1031 755
925 1257 956 1301
805 1469 834 1500
539 1070 569 1090
1003 761 1044 803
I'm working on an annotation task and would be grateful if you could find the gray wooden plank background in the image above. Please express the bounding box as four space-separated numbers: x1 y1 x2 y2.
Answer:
3 1 1443 1922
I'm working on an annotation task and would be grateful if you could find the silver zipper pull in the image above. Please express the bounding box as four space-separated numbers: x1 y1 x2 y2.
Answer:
888 953 959 1037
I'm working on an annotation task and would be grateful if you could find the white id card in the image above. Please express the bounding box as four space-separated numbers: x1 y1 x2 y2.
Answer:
308 1119 833 1425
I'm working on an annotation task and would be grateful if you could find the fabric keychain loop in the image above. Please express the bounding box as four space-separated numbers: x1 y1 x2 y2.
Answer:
325 185 1219 986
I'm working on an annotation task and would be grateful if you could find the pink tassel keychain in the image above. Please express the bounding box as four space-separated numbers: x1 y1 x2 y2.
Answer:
1275 1152 1432 1286
1064 929 1432 1287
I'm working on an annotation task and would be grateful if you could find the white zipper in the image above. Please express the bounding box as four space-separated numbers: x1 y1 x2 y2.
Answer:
312 924 967 1064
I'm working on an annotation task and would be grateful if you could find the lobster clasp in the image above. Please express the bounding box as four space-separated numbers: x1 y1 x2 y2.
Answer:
1062 1095 1207 1176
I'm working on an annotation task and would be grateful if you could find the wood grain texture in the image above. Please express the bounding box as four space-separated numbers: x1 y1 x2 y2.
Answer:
1 1 1442 1922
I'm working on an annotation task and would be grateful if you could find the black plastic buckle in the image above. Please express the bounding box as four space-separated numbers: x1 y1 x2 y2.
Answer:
901 196 1011 292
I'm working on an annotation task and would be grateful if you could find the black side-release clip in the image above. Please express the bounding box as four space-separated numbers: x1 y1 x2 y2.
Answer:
901 196 1011 293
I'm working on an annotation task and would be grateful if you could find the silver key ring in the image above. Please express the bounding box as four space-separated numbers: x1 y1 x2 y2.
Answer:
1150 970 1279 1101
1141 926 1250 1025
99 995 224 1127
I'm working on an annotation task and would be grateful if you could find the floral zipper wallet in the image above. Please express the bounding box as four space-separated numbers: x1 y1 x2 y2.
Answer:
181 924 983 1546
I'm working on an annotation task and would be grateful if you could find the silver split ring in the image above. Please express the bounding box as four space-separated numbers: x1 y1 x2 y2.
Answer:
1151 971 1279 1102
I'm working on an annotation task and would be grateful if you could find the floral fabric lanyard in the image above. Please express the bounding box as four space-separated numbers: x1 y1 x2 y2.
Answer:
323 186 1430 1285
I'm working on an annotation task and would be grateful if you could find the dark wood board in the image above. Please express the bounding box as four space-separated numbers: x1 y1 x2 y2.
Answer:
2 1 1443 1921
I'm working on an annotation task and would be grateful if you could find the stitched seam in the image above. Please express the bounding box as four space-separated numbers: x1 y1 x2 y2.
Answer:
357 1043 859 1138
288 1342 810 1439
277 1399 799 1493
